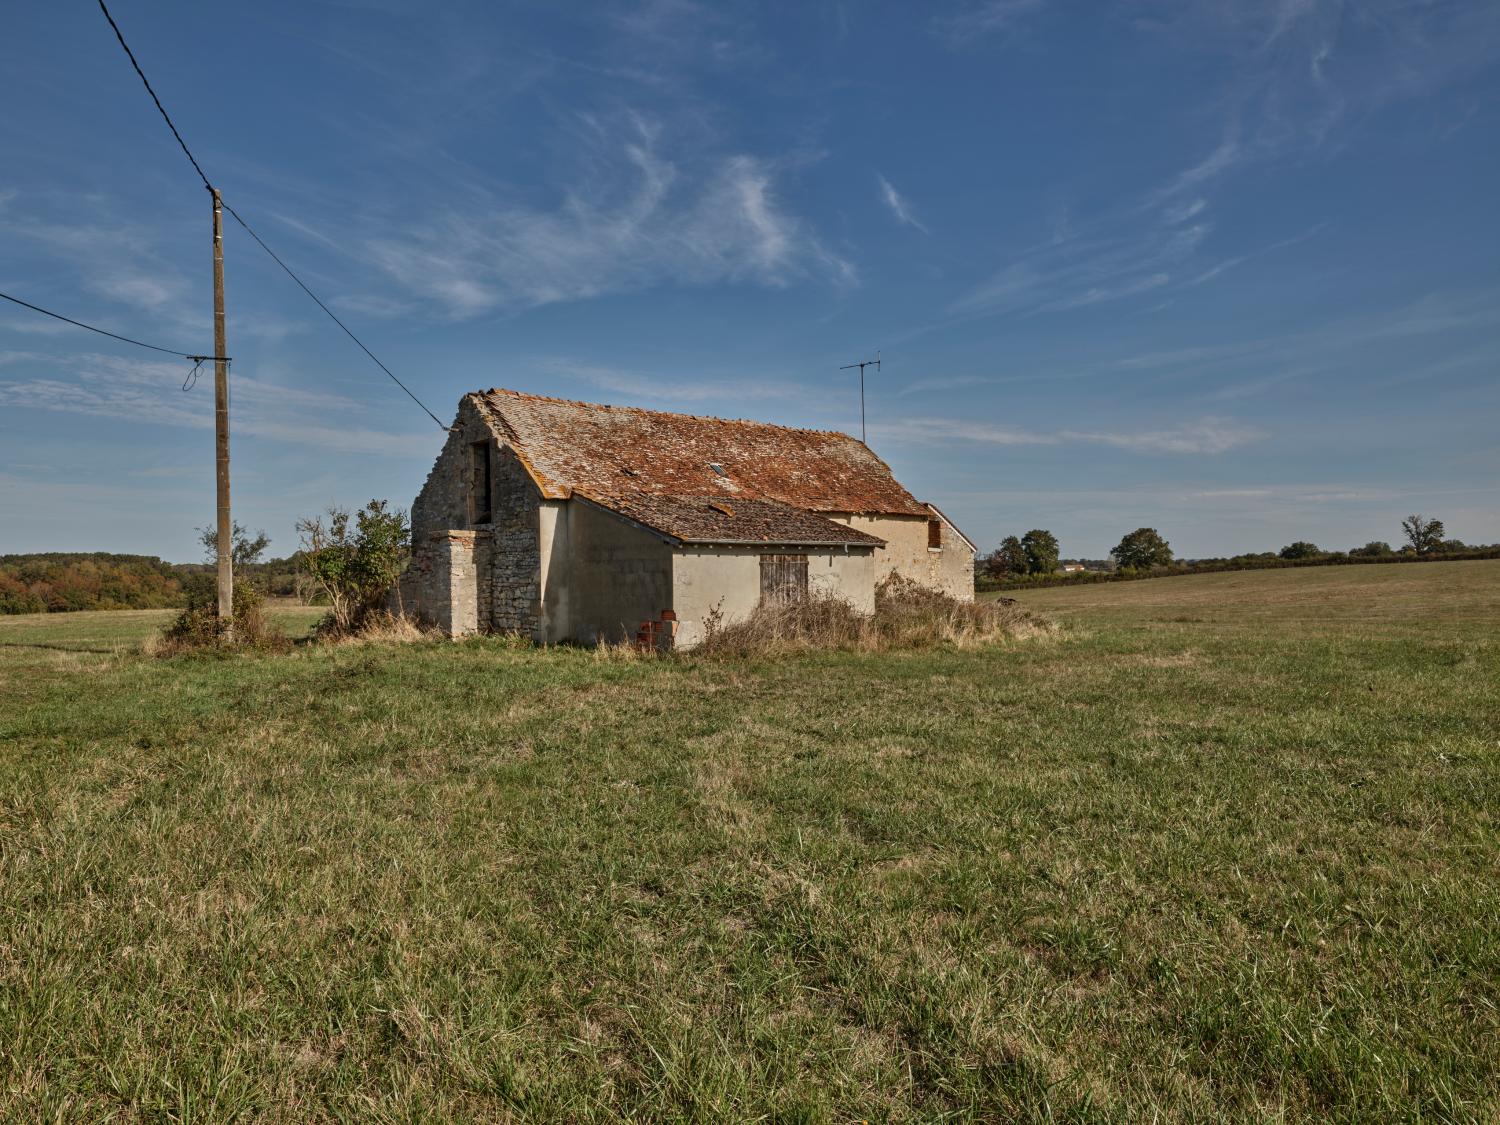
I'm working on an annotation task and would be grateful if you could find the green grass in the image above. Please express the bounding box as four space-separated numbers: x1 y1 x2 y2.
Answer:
2 565 1497 1121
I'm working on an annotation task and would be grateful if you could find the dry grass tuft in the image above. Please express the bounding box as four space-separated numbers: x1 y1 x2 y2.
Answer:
693 575 1051 658
317 610 438 646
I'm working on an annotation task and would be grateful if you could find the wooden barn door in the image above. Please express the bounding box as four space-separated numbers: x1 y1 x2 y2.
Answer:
760 554 809 606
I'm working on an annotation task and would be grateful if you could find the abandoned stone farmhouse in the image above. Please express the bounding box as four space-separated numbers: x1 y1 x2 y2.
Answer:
396 388 976 647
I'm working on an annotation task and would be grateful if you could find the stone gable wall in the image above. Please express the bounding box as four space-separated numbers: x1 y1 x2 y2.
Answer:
410 399 488 539
827 513 976 602
402 397 542 636
488 445 541 633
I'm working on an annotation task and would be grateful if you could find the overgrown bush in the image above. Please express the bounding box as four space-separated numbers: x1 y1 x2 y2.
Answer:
153 575 287 655
296 500 410 638
694 574 1049 658
319 609 435 647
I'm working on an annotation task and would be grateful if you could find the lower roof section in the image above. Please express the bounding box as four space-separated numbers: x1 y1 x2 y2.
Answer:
577 493 886 549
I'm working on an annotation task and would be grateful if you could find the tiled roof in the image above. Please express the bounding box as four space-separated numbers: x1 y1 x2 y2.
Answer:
592 494 886 548
471 388 929 517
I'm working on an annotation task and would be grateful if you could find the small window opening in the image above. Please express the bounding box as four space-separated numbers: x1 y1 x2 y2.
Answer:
927 518 943 550
471 441 493 524
708 462 727 477
760 554 809 606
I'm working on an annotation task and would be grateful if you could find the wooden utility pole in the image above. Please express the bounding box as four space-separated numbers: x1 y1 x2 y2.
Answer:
212 189 232 623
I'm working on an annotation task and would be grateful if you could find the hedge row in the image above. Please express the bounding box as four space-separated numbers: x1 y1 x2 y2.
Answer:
977 548 1500 593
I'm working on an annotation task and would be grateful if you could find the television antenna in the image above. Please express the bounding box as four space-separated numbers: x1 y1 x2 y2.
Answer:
839 350 880 444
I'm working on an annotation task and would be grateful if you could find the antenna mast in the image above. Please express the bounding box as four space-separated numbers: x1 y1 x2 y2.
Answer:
839 350 880 444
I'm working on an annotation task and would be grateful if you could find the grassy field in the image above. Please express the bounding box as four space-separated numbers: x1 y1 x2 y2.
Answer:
2 564 1496 1121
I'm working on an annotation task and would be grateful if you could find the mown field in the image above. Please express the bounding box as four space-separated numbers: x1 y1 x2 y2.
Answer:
2 563 1497 1121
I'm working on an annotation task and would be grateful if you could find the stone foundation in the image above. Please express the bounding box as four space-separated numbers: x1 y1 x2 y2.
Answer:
396 530 487 636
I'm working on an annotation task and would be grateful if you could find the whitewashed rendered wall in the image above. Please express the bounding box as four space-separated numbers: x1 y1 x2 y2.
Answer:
671 547 876 649
563 502 673 645
828 513 975 602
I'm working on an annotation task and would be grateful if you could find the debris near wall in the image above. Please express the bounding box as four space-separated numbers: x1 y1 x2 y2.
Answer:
693 575 1050 658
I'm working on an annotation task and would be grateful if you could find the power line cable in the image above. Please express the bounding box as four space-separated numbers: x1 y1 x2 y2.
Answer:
0 289 225 363
221 202 449 430
94 0 450 431
96 0 213 192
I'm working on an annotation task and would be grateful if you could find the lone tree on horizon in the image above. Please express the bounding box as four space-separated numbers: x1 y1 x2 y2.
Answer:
981 535 1029 580
1111 527 1173 570
1402 514 1445 555
198 521 270 568
1021 529 1060 575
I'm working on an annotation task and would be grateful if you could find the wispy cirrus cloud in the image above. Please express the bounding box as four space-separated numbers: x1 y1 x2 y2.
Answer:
896 374 995 397
332 113 853 318
0 354 432 457
933 0 1493 335
2 215 193 325
1041 272 1171 311
951 219 1213 317
873 414 1262 454
1163 197 1209 225
1149 133 1244 203
934 0 1047 45
876 174 929 233
536 358 800 404
1138 0 1500 195
1060 417 1262 454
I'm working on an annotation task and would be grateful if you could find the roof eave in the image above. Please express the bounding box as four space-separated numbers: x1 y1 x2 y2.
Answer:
675 538 884 549
571 492 681 544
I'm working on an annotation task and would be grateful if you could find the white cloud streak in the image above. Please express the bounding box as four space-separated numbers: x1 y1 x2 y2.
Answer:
876 174 929 233
953 221 1211 317
896 374 996 396
538 358 800 404
347 115 854 318
873 415 1262 454
1139 0 1500 196
0 354 433 457
935 0 1047 45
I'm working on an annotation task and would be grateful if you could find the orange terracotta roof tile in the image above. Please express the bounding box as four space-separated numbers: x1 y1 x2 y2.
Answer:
471 388 928 517
588 494 886 547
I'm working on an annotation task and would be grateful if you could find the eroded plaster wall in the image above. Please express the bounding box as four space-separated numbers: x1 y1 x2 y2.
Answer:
671 546 876 649
831 513 975 602
566 501 672 644
536 500 571 643
809 549 876 615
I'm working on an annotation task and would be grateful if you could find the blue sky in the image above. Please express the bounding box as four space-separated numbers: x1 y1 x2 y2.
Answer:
2 0 1498 562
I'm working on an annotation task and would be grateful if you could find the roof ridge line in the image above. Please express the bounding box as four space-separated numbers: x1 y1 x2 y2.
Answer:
478 386 864 441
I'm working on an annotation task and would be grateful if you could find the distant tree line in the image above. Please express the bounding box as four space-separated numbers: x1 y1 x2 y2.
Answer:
1 521 317 615
978 515 1499 591
0 553 186 615
4 503 411 621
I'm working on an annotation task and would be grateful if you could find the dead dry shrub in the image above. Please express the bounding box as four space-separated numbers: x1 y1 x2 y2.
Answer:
693 574 1050 658
314 609 436 646
153 580 289 656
